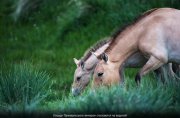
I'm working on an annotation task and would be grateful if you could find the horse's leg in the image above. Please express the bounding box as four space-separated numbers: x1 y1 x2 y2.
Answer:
172 63 179 73
172 63 180 77
169 63 180 79
169 63 175 77
154 67 164 82
135 56 165 84
119 64 125 86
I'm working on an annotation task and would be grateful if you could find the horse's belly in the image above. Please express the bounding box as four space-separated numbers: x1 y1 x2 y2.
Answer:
169 51 180 63
167 37 180 64
124 52 147 68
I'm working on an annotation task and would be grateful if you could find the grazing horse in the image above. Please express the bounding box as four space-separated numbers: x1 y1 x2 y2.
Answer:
92 8 180 87
72 39 177 96
72 37 110 96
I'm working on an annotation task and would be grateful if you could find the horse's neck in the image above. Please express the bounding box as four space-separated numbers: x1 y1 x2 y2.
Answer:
108 26 142 64
86 42 110 69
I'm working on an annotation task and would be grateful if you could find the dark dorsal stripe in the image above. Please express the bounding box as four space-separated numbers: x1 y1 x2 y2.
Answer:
105 8 158 53
80 37 111 64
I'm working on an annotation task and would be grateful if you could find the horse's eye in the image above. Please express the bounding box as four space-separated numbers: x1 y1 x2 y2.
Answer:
97 72 103 77
77 76 81 81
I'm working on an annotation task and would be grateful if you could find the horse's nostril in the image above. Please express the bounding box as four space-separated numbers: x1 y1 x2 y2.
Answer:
77 77 81 81
98 72 103 77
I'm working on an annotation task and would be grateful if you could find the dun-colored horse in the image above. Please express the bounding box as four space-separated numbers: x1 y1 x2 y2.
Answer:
93 8 180 87
72 38 178 96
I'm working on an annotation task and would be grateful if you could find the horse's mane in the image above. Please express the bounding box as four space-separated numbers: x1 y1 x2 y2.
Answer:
80 37 111 63
105 8 158 53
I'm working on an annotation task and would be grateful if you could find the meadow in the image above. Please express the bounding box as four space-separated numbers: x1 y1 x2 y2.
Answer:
0 0 180 117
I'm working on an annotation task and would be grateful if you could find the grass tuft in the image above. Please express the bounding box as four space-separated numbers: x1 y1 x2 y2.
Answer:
0 63 52 113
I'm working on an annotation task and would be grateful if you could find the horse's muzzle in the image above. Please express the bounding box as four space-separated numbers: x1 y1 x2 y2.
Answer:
72 88 81 96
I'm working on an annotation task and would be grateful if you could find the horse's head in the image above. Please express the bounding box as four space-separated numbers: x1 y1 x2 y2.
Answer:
72 58 95 96
92 52 120 88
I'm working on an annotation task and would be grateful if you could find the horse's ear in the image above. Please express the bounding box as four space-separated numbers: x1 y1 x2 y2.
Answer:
73 58 79 65
101 53 108 62
91 52 101 60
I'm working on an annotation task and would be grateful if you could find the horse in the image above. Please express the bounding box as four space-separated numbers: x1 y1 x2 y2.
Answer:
72 37 110 96
92 8 180 87
72 38 178 96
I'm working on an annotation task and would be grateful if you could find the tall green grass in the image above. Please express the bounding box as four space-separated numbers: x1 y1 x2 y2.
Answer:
49 72 180 115
0 63 179 116
0 63 51 113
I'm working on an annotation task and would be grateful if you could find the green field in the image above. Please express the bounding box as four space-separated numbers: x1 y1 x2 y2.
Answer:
1 0 180 117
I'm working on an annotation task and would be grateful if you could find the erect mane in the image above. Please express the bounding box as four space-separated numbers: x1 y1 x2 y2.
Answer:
80 37 111 64
105 8 158 53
